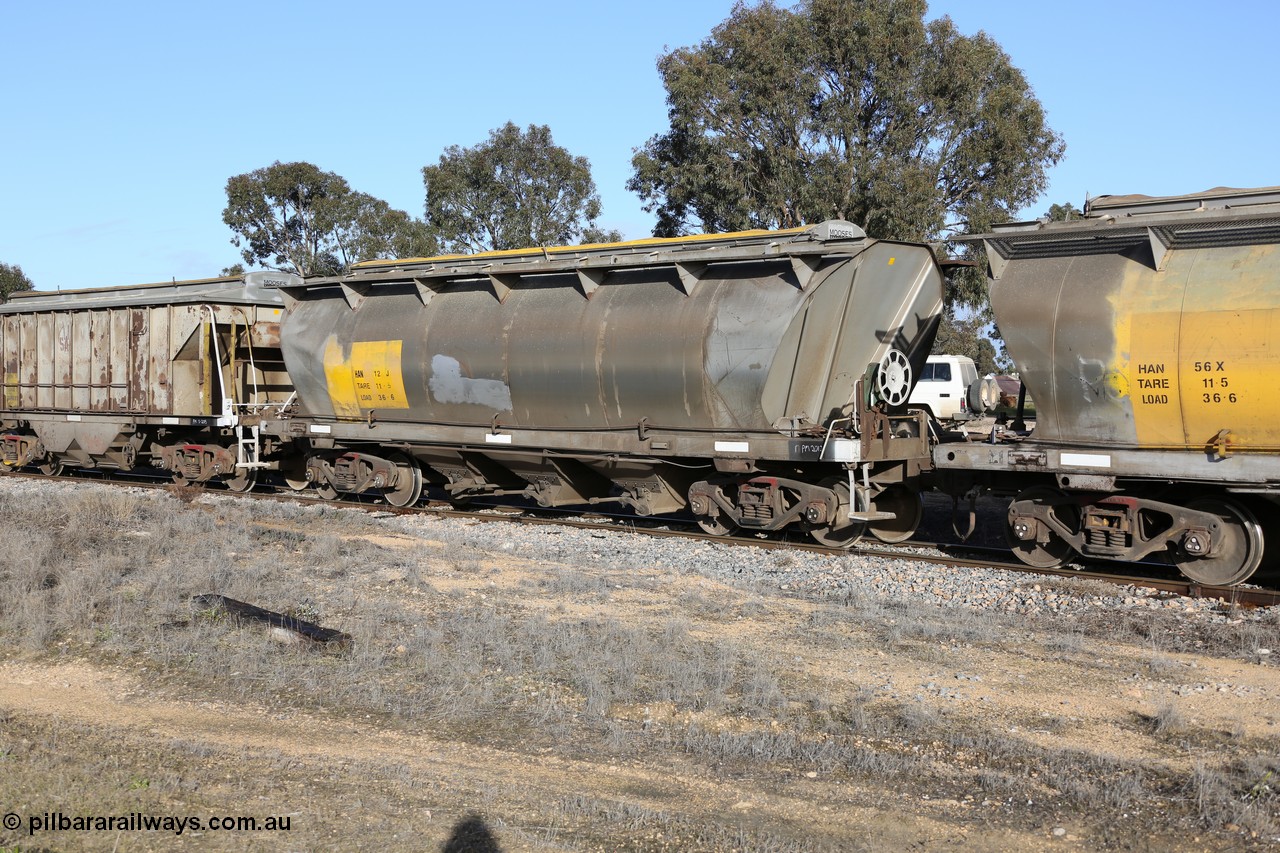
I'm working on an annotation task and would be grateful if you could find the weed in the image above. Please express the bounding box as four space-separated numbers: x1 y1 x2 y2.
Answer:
166 481 202 504
1042 627 1085 653
1150 701 1186 736
287 602 324 624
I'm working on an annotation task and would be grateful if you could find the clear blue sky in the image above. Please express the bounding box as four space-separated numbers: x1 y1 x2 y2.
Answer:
3 0 1276 290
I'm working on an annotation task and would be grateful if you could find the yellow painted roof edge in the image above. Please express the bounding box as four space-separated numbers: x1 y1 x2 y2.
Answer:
353 225 811 269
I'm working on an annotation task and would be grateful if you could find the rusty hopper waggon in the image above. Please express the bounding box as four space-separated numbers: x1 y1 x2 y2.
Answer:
269 221 944 545
0 274 297 489
942 186 1280 584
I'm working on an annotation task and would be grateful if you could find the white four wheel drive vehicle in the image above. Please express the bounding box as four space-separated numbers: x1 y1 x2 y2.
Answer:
908 355 999 422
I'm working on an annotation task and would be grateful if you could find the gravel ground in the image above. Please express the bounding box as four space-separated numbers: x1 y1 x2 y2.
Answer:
388 496 1278 628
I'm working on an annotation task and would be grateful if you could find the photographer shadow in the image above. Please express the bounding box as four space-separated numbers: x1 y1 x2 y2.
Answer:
442 813 502 853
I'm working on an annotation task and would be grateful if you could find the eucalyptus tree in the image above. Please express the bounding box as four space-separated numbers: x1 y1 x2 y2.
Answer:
0 262 34 301
223 161 433 276
424 122 620 253
629 0 1064 312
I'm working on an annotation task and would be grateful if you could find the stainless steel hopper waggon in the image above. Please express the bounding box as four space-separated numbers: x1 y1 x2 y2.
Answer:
945 186 1280 585
270 221 945 545
0 273 299 489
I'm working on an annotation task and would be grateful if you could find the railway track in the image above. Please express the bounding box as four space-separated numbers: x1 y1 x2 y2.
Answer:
6 466 1279 610
425 502 1280 609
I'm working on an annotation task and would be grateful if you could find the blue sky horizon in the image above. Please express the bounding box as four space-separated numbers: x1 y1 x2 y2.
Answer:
3 0 1276 290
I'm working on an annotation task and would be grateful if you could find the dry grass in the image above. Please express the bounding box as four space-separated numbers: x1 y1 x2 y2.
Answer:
0 482 1276 850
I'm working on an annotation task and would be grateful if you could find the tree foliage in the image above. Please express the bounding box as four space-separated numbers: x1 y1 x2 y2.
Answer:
423 123 618 253
223 161 434 276
334 193 437 263
1044 201 1082 221
0 262 34 302
933 311 1004 375
629 0 1064 310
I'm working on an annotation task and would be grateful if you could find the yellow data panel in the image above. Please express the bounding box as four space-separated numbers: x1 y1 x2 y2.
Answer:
323 338 410 419
1119 310 1183 447
1178 308 1280 450
1117 307 1280 450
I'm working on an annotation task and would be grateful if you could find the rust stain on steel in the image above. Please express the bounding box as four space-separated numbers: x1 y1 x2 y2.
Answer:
253 322 283 348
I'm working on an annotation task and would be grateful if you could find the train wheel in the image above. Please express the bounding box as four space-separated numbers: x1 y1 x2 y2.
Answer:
1242 498 1280 583
315 482 339 501
38 459 65 476
224 469 258 493
1005 486 1075 569
383 453 423 508
276 455 311 491
806 481 866 549
689 484 736 536
868 485 923 544
1176 498 1264 586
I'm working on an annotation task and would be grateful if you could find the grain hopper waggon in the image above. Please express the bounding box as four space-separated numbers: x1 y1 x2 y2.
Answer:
942 186 1280 584
0 274 298 488
269 221 945 544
